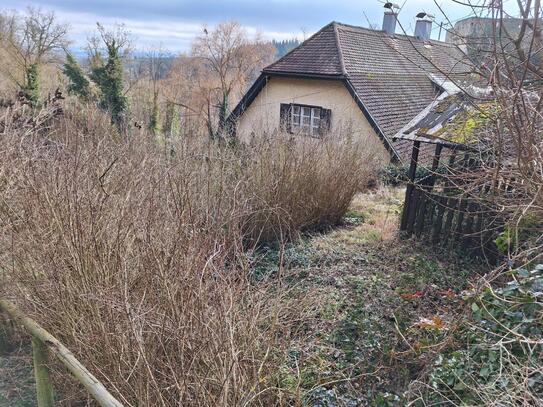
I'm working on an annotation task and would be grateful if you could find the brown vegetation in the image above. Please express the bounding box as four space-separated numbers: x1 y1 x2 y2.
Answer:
0 100 378 405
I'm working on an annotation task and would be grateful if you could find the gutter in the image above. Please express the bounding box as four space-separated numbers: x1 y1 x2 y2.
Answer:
262 70 347 81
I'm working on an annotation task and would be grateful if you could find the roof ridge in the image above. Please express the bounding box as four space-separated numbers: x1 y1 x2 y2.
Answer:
332 22 348 76
334 21 455 47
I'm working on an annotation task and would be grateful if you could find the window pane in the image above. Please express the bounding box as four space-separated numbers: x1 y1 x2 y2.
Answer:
292 113 300 125
312 117 320 127
293 106 300 114
302 107 311 117
302 116 310 125
312 108 321 118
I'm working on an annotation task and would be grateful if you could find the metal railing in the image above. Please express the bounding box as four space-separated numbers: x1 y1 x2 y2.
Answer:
0 299 124 407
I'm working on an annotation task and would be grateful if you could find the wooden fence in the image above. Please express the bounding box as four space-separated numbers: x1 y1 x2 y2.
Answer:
0 299 123 407
399 141 502 260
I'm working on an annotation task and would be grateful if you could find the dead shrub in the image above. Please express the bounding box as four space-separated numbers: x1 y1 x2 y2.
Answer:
0 101 379 406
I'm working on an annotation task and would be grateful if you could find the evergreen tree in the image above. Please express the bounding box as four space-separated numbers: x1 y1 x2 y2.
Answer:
87 24 129 128
272 39 301 57
217 89 230 136
62 53 94 101
164 101 180 138
22 63 40 107
99 43 128 126
149 93 161 135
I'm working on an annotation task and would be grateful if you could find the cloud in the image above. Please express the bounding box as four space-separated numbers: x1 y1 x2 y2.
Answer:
2 0 472 51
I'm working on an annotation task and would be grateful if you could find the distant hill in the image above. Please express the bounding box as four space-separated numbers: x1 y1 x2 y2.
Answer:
272 39 301 58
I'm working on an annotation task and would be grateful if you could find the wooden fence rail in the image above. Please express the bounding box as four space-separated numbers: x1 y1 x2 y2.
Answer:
401 189 500 258
0 299 124 407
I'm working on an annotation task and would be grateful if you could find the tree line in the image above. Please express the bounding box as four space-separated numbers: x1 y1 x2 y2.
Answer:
0 7 286 139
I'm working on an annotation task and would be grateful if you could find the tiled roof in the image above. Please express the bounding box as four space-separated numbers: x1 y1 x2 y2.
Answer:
265 23 344 76
263 22 473 161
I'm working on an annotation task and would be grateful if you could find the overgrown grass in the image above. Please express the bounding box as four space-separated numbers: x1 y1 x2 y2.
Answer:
0 101 380 406
246 187 483 406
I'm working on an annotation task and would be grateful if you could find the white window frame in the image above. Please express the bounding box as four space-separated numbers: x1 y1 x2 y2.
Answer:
291 104 321 136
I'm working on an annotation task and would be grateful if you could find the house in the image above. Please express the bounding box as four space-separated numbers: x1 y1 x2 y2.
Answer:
228 7 473 164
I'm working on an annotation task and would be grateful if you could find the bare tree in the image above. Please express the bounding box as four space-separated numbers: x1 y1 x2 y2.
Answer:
191 21 275 138
0 7 69 103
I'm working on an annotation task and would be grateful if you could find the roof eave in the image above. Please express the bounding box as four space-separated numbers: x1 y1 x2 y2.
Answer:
392 133 476 151
227 73 269 128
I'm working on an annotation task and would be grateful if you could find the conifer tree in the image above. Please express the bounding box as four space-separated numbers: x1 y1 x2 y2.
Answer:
149 93 161 134
62 53 94 101
22 63 40 106
88 23 129 128
100 42 128 126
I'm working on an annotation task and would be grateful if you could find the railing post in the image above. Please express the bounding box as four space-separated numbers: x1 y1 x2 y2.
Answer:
32 337 55 407
400 140 420 231
0 299 124 407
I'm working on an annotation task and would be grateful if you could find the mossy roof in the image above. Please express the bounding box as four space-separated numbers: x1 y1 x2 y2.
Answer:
398 93 496 147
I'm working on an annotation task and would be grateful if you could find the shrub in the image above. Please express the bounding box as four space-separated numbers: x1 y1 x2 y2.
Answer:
0 101 379 405
414 264 543 406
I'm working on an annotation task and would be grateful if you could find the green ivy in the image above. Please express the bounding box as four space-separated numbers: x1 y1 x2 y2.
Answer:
426 264 543 404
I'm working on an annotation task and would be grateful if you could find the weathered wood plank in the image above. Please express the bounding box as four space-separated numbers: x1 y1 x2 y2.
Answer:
406 188 421 235
414 144 443 239
462 202 475 249
32 337 55 407
423 196 436 239
432 195 447 243
455 199 467 239
414 191 427 237
442 197 458 244
401 141 421 231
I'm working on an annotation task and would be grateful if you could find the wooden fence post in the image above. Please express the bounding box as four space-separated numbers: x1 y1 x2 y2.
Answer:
401 141 420 231
414 144 443 238
0 299 123 407
32 337 55 407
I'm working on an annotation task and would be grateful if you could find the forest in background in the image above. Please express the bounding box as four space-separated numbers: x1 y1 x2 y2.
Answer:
0 8 301 142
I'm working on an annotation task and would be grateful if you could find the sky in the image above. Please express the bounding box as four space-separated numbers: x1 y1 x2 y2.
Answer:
1 0 491 53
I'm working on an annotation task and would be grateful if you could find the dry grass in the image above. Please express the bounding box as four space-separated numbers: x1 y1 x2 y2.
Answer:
0 100 380 406
318 187 404 247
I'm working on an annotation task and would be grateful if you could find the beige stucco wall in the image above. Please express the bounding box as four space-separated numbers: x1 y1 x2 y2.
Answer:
236 76 390 163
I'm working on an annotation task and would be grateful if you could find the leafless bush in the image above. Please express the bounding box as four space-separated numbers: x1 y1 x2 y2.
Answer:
0 100 376 405
403 1 543 405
